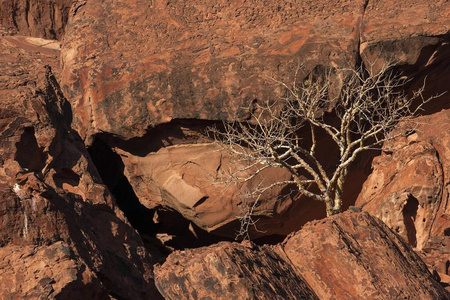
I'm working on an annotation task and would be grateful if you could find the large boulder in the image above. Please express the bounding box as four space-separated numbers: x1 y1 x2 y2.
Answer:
356 109 450 290
155 211 449 299
0 35 162 298
155 241 318 300
115 141 300 238
61 0 367 142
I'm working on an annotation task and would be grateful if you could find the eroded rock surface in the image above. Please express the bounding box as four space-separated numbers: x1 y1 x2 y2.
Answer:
0 36 162 298
357 109 450 290
57 0 450 243
155 241 318 300
360 0 450 112
61 0 367 141
361 0 450 63
0 0 72 39
155 211 449 299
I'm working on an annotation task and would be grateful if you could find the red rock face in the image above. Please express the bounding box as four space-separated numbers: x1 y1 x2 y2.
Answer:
155 241 319 299
360 0 450 113
360 0 450 65
155 211 449 299
61 0 366 141
2 1 450 297
0 0 72 39
0 36 162 298
57 0 450 242
357 109 450 290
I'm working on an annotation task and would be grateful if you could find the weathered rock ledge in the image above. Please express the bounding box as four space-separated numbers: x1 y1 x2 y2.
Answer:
155 211 449 299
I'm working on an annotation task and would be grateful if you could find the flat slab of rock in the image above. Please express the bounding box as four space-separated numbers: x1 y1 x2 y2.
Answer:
155 211 449 299
61 0 366 141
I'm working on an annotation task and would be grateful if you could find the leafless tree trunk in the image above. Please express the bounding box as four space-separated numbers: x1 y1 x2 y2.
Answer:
210 62 438 239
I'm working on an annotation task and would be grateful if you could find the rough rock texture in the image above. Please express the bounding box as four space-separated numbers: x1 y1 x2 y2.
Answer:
61 0 367 141
58 0 450 241
360 0 450 67
0 0 72 40
0 36 162 298
155 241 318 300
360 0 450 113
356 109 450 290
282 211 448 299
155 211 449 299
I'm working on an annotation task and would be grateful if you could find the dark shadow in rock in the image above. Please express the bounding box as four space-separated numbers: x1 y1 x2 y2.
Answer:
403 194 419 248
395 36 450 114
88 137 157 235
88 136 233 254
44 185 162 299
53 168 80 189
15 127 47 173
151 208 233 250
95 119 219 157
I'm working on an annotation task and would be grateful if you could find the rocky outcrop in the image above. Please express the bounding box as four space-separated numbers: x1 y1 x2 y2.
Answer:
0 0 72 40
155 211 449 299
61 0 367 142
360 0 450 66
0 36 162 298
155 241 318 300
57 0 450 242
356 109 450 290
360 0 450 112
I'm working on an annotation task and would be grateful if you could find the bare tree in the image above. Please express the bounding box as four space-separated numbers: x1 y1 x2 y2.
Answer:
210 63 437 239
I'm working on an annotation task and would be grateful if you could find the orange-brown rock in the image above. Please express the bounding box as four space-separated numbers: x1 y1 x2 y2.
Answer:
360 0 450 66
0 0 72 39
155 241 319 300
360 0 450 112
59 0 450 141
357 109 450 290
115 141 301 239
155 211 449 299
61 0 367 142
58 0 450 243
0 36 162 298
